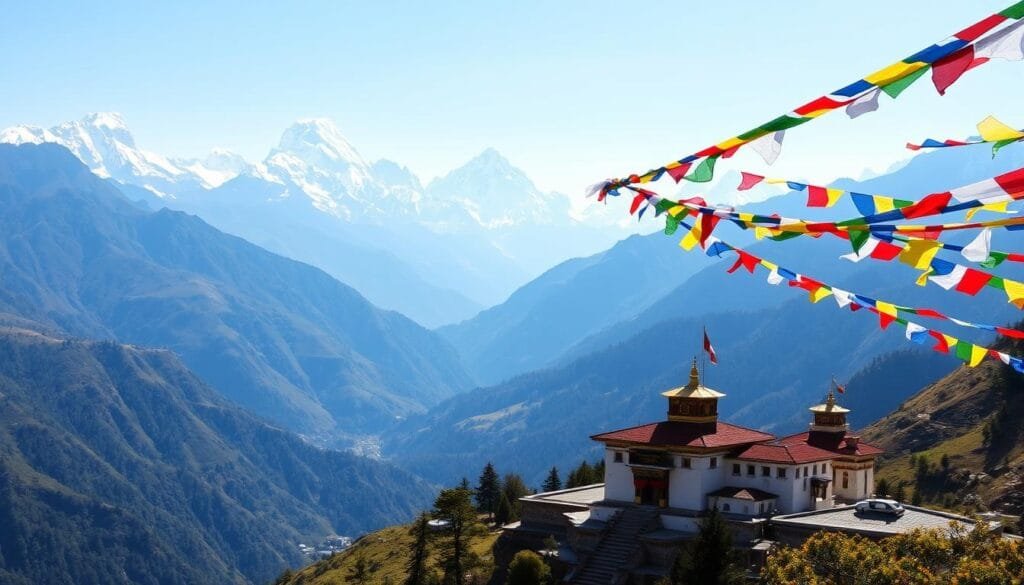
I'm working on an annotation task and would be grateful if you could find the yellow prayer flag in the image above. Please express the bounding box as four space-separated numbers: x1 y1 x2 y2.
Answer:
875 301 898 316
942 334 958 350
759 260 778 271
864 61 926 86
667 205 685 217
1004 279 1024 306
809 287 833 303
825 188 843 207
754 227 771 240
765 178 788 185
969 345 987 367
679 225 702 251
965 201 1011 220
898 239 942 270
874 196 896 213
715 137 745 151
915 269 933 287
977 115 1024 142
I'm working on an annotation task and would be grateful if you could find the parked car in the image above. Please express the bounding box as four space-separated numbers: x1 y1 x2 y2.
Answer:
855 498 905 517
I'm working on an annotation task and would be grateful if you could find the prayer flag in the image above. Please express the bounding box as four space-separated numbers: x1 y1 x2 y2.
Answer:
704 328 718 365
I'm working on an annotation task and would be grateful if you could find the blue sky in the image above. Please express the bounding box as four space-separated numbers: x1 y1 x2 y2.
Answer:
3 1 1023 196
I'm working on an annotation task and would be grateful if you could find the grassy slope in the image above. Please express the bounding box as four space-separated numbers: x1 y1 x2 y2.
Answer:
863 334 1024 517
279 522 500 585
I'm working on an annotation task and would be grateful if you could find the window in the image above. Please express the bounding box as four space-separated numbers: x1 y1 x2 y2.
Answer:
777 467 787 479
614 451 623 463
761 466 771 477
759 503 765 514
722 503 730 512
732 463 741 476
681 457 691 469
804 466 809 476
843 471 849 489
747 464 755 476
709 457 718 469
795 468 801 479
803 478 807 491
813 464 818 475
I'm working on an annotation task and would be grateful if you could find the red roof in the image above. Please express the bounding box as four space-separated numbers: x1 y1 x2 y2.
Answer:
777 431 884 458
591 421 774 450
734 442 835 465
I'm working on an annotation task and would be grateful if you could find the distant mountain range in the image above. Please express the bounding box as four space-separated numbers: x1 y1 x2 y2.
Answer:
386 141 1024 486
0 143 471 440
1 114 636 326
0 326 433 585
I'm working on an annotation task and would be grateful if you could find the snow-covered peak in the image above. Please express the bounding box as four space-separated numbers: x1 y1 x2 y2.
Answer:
174 148 251 188
272 118 369 171
0 125 58 145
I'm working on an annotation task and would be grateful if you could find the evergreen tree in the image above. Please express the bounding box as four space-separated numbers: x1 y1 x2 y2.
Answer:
495 492 513 527
893 482 906 503
912 488 924 506
542 467 562 492
875 478 890 497
406 512 432 585
459 477 471 491
502 473 530 522
940 453 951 474
667 508 745 585
507 550 551 585
476 463 501 518
434 487 479 585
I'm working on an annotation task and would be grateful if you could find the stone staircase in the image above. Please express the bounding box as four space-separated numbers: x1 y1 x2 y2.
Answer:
569 507 660 585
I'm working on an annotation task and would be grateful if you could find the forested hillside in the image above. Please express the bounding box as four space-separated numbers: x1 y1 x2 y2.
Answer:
0 327 433 585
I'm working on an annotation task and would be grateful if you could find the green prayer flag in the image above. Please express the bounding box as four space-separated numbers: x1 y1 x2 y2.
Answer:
954 340 973 361
880 66 929 99
992 139 1018 156
1000 1 1024 19
849 230 870 253
981 252 1008 269
684 156 717 183
664 215 680 235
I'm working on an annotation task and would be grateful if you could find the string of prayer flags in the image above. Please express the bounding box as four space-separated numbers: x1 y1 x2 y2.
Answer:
907 116 1024 155
686 225 1024 371
594 2 1024 198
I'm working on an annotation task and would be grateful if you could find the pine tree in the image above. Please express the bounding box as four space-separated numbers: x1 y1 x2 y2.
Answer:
667 508 745 585
434 487 479 585
541 467 562 492
893 482 906 503
912 488 923 506
502 473 529 522
875 478 890 497
476 463 501 519
495 492 513 526
405 512 432 585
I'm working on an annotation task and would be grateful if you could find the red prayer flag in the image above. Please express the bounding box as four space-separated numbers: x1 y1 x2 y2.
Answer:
931 46 976 95
704 329 718 365
737 172 765 191
955 269 992 295
835 383 845 394
666 163 693 183
901 192 953 219
806 185 830 207
870 240 903 261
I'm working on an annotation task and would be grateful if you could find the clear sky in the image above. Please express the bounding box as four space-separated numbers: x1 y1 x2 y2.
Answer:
3 1 1023 196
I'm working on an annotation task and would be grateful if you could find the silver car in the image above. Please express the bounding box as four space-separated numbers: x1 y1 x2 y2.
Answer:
855 498 905 517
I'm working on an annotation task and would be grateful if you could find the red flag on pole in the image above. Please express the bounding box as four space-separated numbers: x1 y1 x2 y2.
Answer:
833 377 845 394
703 328 718 365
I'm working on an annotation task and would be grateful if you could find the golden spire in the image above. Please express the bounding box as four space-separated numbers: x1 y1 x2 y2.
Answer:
685 357 700 390
825 388 836 410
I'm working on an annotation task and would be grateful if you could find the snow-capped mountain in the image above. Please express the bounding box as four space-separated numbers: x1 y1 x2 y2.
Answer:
422 148 572 230
0 112 634 325
0 113 245 192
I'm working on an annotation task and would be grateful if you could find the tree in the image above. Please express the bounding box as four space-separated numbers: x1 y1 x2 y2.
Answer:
434 487 479 585
875 478 890 497
501 473 530 522
940 453 951 474
348 553 371 585
542 467 562 492
912 488 923 506
406 512 432 585
476 463 501 518
666 508 746 585
495 492 513 527
507 550 551 585
893 482 906 503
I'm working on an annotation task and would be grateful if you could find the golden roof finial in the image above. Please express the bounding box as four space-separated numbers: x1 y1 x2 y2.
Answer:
825 389 836 410
685 357 700 390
